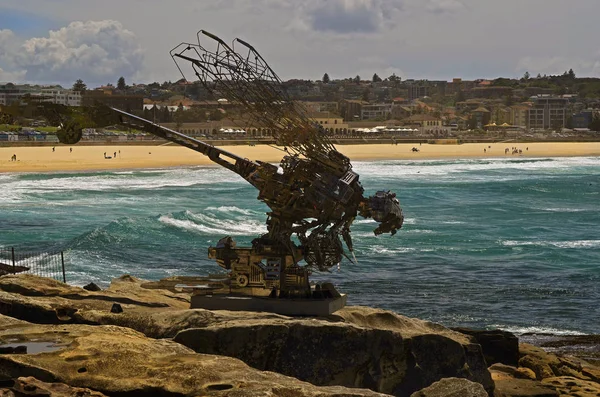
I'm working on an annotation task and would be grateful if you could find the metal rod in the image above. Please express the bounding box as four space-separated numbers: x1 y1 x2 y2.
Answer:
61 251 66 283
11 247 15 273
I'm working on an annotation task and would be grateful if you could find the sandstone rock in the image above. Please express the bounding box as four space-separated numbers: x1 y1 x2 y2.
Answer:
409 377 487 397
8 376 109 396
489 364 537 381
541 376 600 397
0 276 494 396
519 343 597 382
174 306 494 396
0 274 189 325
493 378 559 397
0 316 387 397
452 328 519 366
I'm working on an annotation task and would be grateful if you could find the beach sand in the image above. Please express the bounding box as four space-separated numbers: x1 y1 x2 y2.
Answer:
1 142 600 173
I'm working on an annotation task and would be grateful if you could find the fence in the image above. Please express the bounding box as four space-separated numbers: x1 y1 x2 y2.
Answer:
0 247 66 283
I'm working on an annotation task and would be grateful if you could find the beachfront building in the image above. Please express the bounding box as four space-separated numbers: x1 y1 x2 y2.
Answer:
471 106 491 129
361 103 393 120
510 104 530 128
38 89 82 106
527 95 568 130
340 99 366 122
0 84 31 105
309 112 349 134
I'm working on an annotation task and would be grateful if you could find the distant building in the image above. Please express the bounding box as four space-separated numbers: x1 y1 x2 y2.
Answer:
39 89 81 106
471 106 491 128
0 84 81 107
571 110 593 129
0 84 31 105
300 101 339 114
510 104 530 128
361 103 392 120
408 85 428 101
527 95 568 130
340 99 365 122
308 112 348 134
82 90 144 111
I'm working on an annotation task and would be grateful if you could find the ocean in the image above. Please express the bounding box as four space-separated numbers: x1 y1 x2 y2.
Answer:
1 156 599 335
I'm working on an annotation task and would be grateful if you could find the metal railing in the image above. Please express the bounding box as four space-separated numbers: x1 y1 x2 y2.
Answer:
0 247 66 283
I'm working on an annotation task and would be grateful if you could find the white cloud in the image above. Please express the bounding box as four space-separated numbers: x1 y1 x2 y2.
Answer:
426 0 466 14
0 20 144 86
0 67 26 83
285 0 405 34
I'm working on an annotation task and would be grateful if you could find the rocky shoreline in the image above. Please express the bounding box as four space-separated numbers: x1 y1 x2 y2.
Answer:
0 274 598 396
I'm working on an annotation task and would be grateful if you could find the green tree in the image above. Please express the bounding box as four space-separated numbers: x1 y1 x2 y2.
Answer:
372 73 382 83
354 75 361 84
523 71 530 80
322 73 330 84
161 106 171 123
117 76 126 90
568 68 576 79
72 79 87 92
387 73 400 82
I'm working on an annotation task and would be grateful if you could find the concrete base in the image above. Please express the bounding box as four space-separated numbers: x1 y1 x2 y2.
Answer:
190 294 347 316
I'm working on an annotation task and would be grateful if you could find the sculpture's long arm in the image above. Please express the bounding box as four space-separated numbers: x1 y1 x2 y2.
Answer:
109 107 260 182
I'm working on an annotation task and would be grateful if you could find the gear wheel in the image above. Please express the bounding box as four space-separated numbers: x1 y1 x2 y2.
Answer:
236 274 249 287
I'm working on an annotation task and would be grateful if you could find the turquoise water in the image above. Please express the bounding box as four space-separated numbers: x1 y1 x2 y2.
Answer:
1 156 599 335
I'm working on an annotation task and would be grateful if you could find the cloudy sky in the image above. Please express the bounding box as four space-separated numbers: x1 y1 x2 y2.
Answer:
1 0 599 87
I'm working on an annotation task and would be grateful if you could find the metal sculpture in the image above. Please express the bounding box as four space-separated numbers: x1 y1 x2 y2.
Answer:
58 30 404 302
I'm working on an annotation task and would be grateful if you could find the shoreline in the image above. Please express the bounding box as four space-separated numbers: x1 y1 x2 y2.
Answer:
1 141 600 173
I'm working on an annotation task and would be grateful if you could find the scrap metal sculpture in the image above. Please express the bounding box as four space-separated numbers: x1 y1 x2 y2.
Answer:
58 30 404 301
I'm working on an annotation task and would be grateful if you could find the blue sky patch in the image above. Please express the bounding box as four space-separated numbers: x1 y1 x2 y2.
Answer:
0 8 61 36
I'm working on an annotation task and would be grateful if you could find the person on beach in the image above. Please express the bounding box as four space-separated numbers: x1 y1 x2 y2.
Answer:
70 148 72 153
114 151 117 158
52 147 55 152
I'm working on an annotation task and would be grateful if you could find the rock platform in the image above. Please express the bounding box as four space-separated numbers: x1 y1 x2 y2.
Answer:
0 274 598 397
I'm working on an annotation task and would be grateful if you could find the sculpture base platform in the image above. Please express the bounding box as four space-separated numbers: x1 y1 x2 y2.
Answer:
190 294 347 316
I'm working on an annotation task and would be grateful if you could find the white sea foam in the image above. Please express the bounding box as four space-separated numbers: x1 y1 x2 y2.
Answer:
367 245 417 254
501 239 600 249
205 206 257 216
159 212 267 236
535 207 589 213
493 325 587 336
0 167 245 199
353 157 600 182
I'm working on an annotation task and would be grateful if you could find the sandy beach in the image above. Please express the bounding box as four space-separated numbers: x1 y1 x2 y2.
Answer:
1 142 600 173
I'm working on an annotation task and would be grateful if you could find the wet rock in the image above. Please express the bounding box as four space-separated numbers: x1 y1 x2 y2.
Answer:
452 328 519 366
409 377 487 397
82 282 101 292
174 307 493 396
